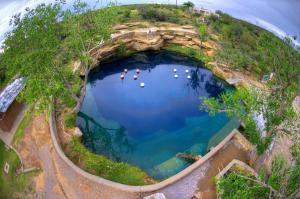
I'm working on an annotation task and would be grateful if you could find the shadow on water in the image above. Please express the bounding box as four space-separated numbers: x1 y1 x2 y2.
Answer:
77 112 134 162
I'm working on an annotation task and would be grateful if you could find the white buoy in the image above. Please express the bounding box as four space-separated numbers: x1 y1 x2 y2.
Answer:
136 69 140 74
120 74 125 79
133 75 138 80
187 75 191 79
173 68 177 73
174 74 179 78
124 69 128 73
185 69 189 73
140 82 145 88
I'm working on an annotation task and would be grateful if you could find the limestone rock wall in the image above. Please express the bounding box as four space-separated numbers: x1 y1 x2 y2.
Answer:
89 23 215 63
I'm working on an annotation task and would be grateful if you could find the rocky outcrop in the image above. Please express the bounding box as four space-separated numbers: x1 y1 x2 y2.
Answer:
89 22 215 63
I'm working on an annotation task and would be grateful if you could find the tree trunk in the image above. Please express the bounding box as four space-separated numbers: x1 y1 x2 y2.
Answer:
73 68 90 114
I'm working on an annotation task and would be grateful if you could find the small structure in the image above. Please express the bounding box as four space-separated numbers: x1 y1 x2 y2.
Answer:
144 193 166 199
262 73 274 81
0 77 26 133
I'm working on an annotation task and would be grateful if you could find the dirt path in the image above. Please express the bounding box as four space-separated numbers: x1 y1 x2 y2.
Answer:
17 114 65 199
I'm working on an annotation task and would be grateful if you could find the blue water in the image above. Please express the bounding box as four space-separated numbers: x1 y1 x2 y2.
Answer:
77 51 239 180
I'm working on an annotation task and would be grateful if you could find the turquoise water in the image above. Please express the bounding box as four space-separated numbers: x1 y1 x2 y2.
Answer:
77 51 239 180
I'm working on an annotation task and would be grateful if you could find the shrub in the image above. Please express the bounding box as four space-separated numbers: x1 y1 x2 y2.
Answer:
217 165 270 199
64 113 77 128
116 41 127 57
139 7 167 21
129 9 139 18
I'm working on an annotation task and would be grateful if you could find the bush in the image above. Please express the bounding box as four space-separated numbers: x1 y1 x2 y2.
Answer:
217 165 270 199
139 7 167 21
129 9 139 18
116 41 127 57
64 113 77 128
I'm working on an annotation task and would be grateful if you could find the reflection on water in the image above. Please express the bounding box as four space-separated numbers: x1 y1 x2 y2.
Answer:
77 51 238 180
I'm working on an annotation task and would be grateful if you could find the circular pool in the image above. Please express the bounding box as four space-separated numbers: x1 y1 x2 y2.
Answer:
77 51 239 180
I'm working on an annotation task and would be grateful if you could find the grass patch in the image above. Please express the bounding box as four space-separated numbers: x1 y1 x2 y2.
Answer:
0 141 36 198
65 137 156 185
64 112 77 128
12 106 34 147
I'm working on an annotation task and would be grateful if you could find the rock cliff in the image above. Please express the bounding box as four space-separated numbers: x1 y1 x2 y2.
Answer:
89 22 215 62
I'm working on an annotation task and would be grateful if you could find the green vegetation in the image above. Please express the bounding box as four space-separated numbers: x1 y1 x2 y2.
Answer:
12 106 34 147
202 88 271 154
66 137 155 185
166 45 212 64
182 1 195 13
217 143 300 198
208 11 300 76
0 141 36 198
202 13 299 155
217 164 270 199
198 24 208 48
64 112 77 128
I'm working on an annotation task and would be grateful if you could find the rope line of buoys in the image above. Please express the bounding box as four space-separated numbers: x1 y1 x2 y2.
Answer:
172 68 193 79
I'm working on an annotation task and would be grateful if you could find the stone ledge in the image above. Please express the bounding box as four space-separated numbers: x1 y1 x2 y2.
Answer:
89 23 215 63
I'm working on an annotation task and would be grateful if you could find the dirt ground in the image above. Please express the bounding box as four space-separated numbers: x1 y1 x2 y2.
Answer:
16 114 66 199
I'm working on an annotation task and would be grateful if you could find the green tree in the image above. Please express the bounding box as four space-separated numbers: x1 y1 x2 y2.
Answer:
217 144 300 199
1 2 72 110
198 24 208 48
182 1 195 13
61 1 120 112
202 35 300 153
0 1 120 112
